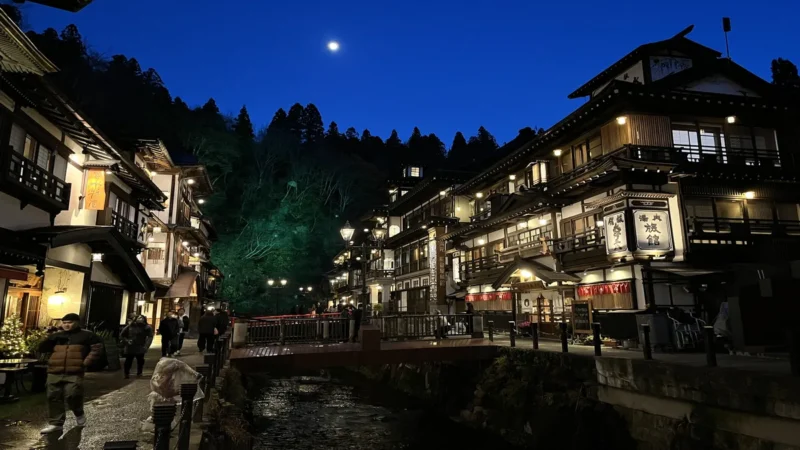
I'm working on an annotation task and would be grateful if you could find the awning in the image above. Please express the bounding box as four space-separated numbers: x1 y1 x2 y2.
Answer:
492 257 580 290
22 226 154 292
162 270 199 299
0 227 47 268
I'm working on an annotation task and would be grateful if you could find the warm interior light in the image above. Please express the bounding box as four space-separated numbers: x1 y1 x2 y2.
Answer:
520 269 533 279
538 218 548 226
596 220 605 227
744 191 755 199
137 300 145 307
726 115 736 124
518 221 527 228
509 174 516 181
187 179 195 185
153 226 162 233
553 149 563 157
48 291 67 305
475 192 484 198
456 207 461 211
616 116 627 125
477 239 486 245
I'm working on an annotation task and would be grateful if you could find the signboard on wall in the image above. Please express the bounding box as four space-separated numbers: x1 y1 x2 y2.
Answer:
577 281 631 297
632 209 673 251
572 301 592 334
604 211 628 254
84 169 106 210
465 291 513 302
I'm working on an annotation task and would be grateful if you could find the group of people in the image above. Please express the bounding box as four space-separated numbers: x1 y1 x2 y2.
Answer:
36 307 231 435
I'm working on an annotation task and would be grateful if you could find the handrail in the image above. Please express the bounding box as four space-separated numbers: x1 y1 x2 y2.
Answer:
111 210 138 241
553 228 605 254
687 216 800 236
4 147 70 208
460 254 500 274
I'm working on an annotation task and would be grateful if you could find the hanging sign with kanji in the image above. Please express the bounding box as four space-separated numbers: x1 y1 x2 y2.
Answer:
632 209 672 251
604 211 628 254
84 169 106 210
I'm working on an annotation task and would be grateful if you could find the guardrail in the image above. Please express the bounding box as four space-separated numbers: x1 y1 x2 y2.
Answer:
243 313 475 344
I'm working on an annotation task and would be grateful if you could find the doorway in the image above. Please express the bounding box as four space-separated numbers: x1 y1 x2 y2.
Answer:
88 284 124 336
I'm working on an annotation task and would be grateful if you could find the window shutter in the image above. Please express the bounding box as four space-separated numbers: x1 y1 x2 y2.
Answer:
53 154 67 180
36 146 52 170
9 123 26 153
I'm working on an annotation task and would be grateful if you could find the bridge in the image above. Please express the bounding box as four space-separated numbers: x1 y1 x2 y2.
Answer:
229 313 498 370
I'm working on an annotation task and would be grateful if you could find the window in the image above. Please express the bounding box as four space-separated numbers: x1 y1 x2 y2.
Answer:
715 200 743 219
776 203 800 221
422 278 429 286
148 248 165 261
746 201 772 221
412 279 419 287
9 123 67 180
561 213 601 237
684 198 713 219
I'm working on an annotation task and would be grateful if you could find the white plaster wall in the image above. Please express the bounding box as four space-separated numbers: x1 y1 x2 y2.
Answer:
91 262 124 286
55 163 99 226
684 75 760 97
47 244 91 268
454 196 471 222
63 135 82 154
0 191 50 230
633 264 645 310
488 229 504 242
668 193 686 262
562 201 584 220
0 89 15 111
40 267 85 327
21 107 61 140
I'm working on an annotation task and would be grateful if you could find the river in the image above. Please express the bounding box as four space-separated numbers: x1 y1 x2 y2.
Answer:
252 373 519 449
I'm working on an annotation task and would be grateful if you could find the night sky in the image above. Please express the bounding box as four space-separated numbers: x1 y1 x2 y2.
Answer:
24 0 800 146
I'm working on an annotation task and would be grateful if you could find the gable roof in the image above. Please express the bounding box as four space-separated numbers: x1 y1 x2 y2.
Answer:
0 10 58 75
568 25 721 99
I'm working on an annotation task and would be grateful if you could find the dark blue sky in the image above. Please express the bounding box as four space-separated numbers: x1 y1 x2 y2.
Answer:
24 0 799 146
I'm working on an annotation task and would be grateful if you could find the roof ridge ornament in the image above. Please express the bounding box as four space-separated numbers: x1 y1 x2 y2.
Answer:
671 25 695 40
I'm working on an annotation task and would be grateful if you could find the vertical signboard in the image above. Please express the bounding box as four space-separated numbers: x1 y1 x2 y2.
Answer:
428 228 446 310
84 168 106 210
632 210 673 251
604 211 628 254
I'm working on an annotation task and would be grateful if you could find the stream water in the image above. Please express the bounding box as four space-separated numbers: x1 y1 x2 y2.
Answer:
252 373 519 450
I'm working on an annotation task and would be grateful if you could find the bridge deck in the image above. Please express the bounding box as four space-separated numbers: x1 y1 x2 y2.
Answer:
230 338 498 370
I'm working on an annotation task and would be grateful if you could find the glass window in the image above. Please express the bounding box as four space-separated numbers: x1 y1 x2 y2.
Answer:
746 201 772 221
776 203 799 221
715 200 743 219
9 123 26 153
35 145 52 170
23 135 37 161
685 198 713 219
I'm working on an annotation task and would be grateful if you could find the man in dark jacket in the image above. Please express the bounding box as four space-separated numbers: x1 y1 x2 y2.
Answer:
158 312 180 357
215 308 229 335
176 307 190 356
38 313 103 434
198 310 217 353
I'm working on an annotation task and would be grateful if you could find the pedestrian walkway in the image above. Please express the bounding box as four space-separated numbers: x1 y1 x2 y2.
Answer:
492 335 792 375
0 339 204 449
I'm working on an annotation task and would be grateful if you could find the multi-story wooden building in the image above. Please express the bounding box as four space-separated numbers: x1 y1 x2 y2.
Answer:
445 27 800 351
0 9 165 333
137 139 222 332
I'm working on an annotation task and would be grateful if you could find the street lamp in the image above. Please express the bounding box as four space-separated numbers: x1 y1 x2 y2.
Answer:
299 287 304 292
340 221 355 242
307 286 313 292
280 279 287 286
267 279 275 286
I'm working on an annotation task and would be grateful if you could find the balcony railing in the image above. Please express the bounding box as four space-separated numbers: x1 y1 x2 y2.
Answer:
687 217 800 237
2 148 70 211
500 228 555 262
367 269 394 279
626 144 782 168
460 254 501 277
553 228 605 254
111 210 138 241
470 209 492 222
396 260 429 276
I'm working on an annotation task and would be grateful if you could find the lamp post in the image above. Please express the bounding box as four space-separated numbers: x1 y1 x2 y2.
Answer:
266 278 288 314
340 221 387 308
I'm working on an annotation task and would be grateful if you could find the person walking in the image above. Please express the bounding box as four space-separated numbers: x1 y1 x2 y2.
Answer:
120 315 153 378
38 313 103 434
176 308 190 356
198 310 217 353
215 308 229 336
158 312 180 357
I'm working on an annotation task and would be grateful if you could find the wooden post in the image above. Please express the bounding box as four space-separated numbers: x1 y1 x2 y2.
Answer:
560 322 568 353
509 321 516 347
194 364 210 421
203 354 216 391
488 320 494 342
177 383 197 450
592 322 602 357
531 322 539 349
791 328 800 377
642 323 653 360
704 326 717 367
152 403 176 450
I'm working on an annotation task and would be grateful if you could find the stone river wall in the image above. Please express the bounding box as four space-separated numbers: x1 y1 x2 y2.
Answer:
355 348 800 450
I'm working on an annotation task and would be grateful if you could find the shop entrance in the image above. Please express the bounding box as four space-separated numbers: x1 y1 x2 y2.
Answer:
3 270 43 331
88 283 124 336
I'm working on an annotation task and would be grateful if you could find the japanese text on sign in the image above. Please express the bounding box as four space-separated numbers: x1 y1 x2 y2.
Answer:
466 291 513 302
604 211 628 254
577 281 631 297
632 209 673 251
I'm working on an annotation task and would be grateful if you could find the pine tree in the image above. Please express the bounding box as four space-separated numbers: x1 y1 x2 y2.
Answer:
0 315 26 357
233 105 255 141
301 104 325 145
771 58 800 87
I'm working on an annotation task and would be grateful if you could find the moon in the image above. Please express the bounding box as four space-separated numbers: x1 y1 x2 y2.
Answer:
327 41 340 52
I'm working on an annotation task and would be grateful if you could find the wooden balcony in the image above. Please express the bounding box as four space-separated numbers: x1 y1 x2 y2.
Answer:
686 216 800 263
396 260 429 276
0 147 70 214
554 228 607 271
460 255 502 279
110 210 138 241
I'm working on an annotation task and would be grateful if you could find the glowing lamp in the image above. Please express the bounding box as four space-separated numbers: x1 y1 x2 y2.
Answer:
477 239 486 245
267 279 275 286
307 287 313 292
596 220 605 227
616 116 627 125
520 270 533 279
726 115 736 124
509 174 516 181
91 253 103 262
475 192 484 199
187 179 195 185
439 190 447 196
280 279 287 286
538 218 548 226
744 191 755 199
48 290 67 305
553 149 563 157
340 221 355 242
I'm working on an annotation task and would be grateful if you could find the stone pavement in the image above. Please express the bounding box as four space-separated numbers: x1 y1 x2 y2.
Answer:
0 339 206 450
491 335 793 375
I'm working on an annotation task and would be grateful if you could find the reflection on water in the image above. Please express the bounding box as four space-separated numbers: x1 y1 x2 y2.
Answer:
253 374 518 450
